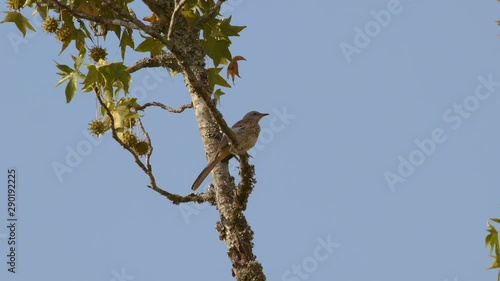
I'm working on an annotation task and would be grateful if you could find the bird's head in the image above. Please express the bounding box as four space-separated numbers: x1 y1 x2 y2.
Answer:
244 111 269 122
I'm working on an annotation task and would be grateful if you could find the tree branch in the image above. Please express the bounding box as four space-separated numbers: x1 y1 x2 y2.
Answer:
103 0 166 41
94 89 210 205
135 102 193 113
50 0 138 30
126 53 181 73
236 154 257 211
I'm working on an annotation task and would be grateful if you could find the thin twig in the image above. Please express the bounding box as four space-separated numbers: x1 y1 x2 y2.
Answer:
95 89 207 204
136 118 153 170
135 102 193 113
167 0 188 40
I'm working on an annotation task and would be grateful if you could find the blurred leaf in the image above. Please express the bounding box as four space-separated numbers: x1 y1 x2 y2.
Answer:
214 88 225 103
488 257 500 270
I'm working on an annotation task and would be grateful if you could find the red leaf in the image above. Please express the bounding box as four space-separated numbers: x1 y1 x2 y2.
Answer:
227 55 246 84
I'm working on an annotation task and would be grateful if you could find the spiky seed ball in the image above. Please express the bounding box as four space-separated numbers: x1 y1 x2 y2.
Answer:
7 0 25 10
134 140 149 156
89 46 107 62
124 118 136 128
88 120 105 136
56 26 71 43
122 131 138 147
42 17 59 34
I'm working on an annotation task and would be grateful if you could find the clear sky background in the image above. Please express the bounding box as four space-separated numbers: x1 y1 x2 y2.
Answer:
1 1 500 281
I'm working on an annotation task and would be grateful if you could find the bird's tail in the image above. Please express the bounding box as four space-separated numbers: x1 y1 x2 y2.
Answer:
191 157 220 191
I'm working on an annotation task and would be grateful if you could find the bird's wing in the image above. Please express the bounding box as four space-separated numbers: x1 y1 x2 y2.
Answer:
215 135 229 155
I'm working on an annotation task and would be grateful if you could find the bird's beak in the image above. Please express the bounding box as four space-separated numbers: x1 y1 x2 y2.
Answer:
258 113 269 120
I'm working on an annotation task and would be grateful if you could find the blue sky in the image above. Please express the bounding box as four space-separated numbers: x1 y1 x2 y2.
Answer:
1 1 500 281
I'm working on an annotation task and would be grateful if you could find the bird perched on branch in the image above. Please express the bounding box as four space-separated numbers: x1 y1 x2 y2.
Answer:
191 111 269 191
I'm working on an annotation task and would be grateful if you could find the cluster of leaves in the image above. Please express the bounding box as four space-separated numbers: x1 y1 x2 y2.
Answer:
1 0 246 133
181 0 246 99
486 219 500 280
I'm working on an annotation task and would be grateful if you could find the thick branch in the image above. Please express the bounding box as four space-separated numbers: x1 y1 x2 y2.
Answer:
126 53 181 73
103 0 166 40
236 154 257 211
51 0 138 30
141 0 172 23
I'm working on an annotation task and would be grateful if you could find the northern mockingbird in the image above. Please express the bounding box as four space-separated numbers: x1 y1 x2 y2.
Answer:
191 111 269 191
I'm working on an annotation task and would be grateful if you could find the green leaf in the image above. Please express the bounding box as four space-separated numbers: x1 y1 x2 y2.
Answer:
99 62 131 94
135 36 164 57
181 9 200 27
207 67 231 89
55 62 74 75
104 86 113 102
109 24 121 40
203 36 231 66
214 88 225 103
81 64 101 92
489 221 499 233
1 11 36 37
492 218 500 224
198 0 215 13
112 104 130 129
120 28 134 60
118 97 140 109
488 258 500 270
79 22 94 44
33 5 47 20
65 72 79 103
219 16 246 38
74 29 87 54
72 49 86 69
59 39 72 55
